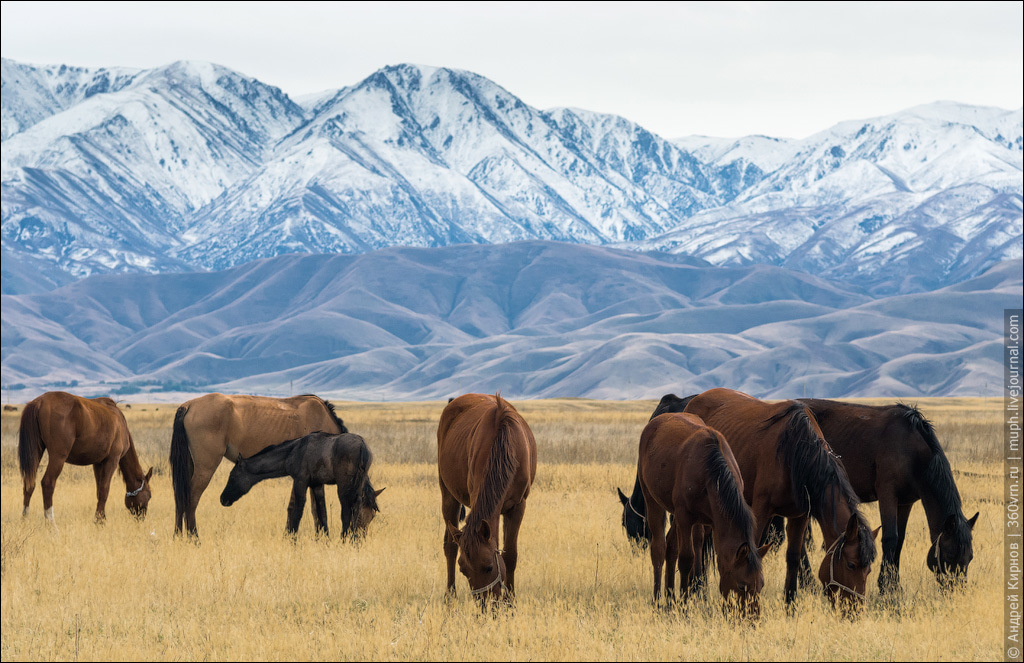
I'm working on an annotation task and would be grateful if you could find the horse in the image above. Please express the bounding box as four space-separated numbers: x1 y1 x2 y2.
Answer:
220 431 383 537
677 388 878 611
18 391 153 525
638 412 769 616
170 393 348 537
653 394 979 593
438 393 537 605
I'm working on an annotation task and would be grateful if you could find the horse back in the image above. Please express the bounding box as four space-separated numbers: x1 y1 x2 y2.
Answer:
182 393 342 462
639 412 720 512
32 391 129 464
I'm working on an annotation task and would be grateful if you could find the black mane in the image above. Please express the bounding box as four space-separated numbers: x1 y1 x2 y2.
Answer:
705 438 760 571
767 403 875 566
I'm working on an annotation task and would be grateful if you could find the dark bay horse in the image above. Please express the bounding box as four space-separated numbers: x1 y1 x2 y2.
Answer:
438 393 537 605
19 391 153 525
220 432 383 537
170 393 348 537
797 399 978 592
638 412 768 616
681 388 878 611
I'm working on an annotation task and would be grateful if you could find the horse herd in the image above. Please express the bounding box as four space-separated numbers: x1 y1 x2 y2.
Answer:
14 387 977 618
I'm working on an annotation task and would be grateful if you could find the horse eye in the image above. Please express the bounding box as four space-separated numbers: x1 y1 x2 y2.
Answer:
846 561 856 570
484 565 493 574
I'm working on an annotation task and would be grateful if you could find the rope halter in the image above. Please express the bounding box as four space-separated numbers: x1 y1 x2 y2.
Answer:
126 479 147 498
824 534 866 602
469 550 507 599
627 498 647 524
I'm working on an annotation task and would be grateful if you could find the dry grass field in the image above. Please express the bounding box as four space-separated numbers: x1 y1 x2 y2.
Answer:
0 397 1004 661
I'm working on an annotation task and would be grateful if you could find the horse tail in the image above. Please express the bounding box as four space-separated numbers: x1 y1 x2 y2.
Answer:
169 404 193 516
18 399 44 489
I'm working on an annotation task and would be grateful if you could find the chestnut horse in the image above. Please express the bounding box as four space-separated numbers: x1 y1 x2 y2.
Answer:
681 388 878 611
438 393 537 605
638 412 768 616
170 393 347 537
19 391 153 525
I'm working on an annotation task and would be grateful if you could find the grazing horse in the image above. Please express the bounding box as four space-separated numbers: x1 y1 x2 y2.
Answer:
19 391 153 524
170 393 348 537
681 388 878 611
638 412 768 616
438 393 537 605
795 399 979 592
220 432 383 537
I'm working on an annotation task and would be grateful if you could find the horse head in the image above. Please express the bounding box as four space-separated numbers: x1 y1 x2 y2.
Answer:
617 488 650 546
928 511 979 589
717 540 770 620
345 484 385 537
818 514 880 615
124 467 154 519
447 519 506 605
220 458 256 506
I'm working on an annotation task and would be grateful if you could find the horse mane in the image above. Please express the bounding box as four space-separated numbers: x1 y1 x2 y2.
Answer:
896 403 970 545
118 429 145 482
322 399 349 434
767 403 875 565
464 394 521 536
704 435 760 571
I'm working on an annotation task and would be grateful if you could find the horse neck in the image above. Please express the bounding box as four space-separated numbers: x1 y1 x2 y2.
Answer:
464 411 520 536
704 445 755 550
118 434 146 489
916 456 966 538
242 440 300 481
816 488 857 544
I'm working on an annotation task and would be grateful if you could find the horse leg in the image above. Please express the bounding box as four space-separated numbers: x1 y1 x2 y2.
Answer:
689 524 708 597
797 521 814 589
501 501 526 598
184 465 217 539
440 488 462 595
92 457 118 524
310 485 328 537
876 492 901 594
784 516 809 605
40 452 67 526
894 502 913 571
665 519 679 604
645 500 668 605
675 520 699 602
287 479 308 535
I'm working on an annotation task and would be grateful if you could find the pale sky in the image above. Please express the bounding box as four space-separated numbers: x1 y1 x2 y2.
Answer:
1 1 1021 139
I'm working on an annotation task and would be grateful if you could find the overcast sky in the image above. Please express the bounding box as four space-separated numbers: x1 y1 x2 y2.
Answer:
1 1 1021 139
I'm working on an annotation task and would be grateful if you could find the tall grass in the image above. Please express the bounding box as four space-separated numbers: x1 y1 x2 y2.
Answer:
0 397 1004 660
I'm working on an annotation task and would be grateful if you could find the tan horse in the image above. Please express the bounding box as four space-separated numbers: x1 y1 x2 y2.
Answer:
438 393 537 605
170 393 347 537
19 391 153 525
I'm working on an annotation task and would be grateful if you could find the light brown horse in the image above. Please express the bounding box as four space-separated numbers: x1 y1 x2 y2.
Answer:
682 388 879 612
19 391 153 525
170 393 347 537
638 412 769 616
438 393 537 605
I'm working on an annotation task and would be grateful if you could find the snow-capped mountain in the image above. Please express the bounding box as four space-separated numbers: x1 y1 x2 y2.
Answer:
1 58 1021 295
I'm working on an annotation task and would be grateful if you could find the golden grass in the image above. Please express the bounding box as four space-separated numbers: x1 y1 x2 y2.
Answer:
0 397 1005 660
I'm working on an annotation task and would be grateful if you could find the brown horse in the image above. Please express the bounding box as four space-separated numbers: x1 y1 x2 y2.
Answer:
170 393 347 537
638 412 768 616
681 388 878 612
438 393 537 605
19 391 153 525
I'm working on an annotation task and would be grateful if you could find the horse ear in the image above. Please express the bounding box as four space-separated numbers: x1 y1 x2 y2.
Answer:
967 512 979 530
374 487 386 498
757 543 772 559
617 488 629 506
445 521 462 542
145 467 154 482
479 520 491 541
734 542 750 562
844 514 859 540
871 526 881 541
